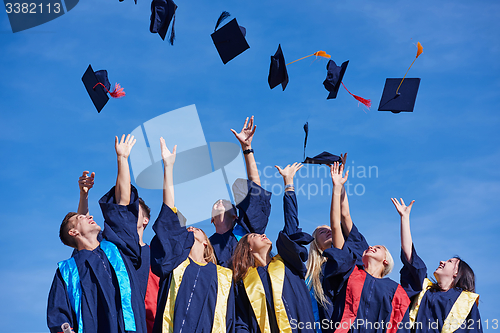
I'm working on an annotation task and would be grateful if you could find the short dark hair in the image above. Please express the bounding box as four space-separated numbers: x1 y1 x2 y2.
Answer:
59 212 78 248
138 197 151 230
138 198 150 219
453 256 476 292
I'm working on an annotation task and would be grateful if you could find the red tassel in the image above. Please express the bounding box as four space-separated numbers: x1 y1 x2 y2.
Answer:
341 82 371 109
92 82 126 98
110 83 125 98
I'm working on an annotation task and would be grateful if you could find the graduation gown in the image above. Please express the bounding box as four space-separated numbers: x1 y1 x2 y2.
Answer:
138 244 160 333
47 186 147 333
209 180 272 267
234 191 315 333
400 246 482 333
319 224 411 333
150 204 235 333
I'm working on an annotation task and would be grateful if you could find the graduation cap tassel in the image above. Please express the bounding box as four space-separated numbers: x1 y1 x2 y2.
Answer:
341 82 371 108
214 11 231 31
286 50 331 66
168 13 176 45
303 122 309 161
396 42 423 95
93 82 126 98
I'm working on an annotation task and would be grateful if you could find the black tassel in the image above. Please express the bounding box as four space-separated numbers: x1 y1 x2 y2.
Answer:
214 11 230 31
303 122 309 161
168 13 176 45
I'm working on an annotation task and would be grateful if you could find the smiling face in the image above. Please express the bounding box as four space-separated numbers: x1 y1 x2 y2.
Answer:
434 258 460 283
314 226 332 251
362 245 390 271
247 233 272 253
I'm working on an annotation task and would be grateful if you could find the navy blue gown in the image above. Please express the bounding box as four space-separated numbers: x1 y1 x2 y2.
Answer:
47 186 147 333
318 224 411 333
150 204 235 333
234 191 315 333
400 245 482 333
209 180 272 267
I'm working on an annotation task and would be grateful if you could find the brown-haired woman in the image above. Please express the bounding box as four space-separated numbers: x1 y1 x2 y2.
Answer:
231 162 316 333
150 138 234 333
393 198 482 333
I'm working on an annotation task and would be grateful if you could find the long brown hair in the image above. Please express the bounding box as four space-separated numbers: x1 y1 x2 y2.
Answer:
431 256 476 292
230 234 256 283
230 234 273 283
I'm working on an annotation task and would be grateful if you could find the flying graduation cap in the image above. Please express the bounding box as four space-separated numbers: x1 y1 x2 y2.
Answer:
378 42 423 113
268 50 331 91
301 122 342 165
323 60 371 109
211 11 249 64
303 151 342 165
150 0 177 44
268 44 289 91
82 65 125 113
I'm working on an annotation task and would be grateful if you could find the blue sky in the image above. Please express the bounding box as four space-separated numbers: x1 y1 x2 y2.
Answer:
1 0 499 332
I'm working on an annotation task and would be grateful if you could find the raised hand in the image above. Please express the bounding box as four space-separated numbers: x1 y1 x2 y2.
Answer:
115 134 136 158
78 171 95 194
230 116 256 149
160 137 177 167
391 198 415 218
330 162 349 187
275 162 303 186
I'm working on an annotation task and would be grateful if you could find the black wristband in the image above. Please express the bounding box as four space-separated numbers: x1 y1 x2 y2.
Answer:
243 149 254 155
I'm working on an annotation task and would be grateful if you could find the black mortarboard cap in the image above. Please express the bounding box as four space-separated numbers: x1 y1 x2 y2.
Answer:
211 14 249 64
150 0 177 44
268 44 289 91
378 78 420 113
323 60 349 99
82 65 109 113
303 151 341 165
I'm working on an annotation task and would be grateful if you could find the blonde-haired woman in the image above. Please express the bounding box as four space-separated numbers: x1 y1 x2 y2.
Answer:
150 138 234 333
306 161 410 333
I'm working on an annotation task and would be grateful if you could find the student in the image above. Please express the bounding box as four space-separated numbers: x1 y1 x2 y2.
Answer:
47 135 146 333
209 116 272 267
318 162 410 333
114 134 159 333
392 198 482 333
150 138 234 333
232 162 316 333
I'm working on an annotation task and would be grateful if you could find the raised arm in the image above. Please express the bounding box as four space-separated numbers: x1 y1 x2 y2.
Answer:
160 137 176 208
77 171 94 216
330 162 349 249
114 134 136 206
275 162 303 235
231 116 260 186
339 153 353 236
391 198 415 262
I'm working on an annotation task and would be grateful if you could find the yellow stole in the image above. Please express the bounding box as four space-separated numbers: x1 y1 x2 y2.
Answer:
409 278 479 333
162 259 233 333
243 255 292 333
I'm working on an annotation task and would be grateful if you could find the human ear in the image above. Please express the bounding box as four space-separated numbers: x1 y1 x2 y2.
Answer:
68 229 78 237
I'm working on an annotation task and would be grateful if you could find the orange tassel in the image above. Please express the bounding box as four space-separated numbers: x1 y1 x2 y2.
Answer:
287 50 331 66
110 83 125 98
341 82 371 108
313 50 331 59
416 42 423 58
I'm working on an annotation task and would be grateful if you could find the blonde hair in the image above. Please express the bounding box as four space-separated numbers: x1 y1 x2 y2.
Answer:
200 229 217 265
380 245 394 277
305 225 331 308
